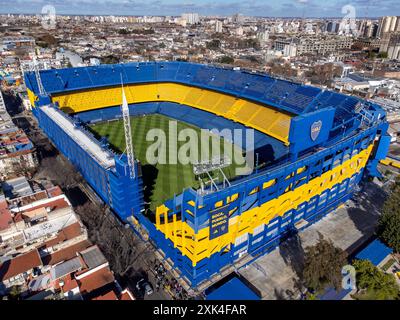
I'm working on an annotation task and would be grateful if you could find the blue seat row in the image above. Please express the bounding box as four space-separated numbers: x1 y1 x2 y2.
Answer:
26 62 359 121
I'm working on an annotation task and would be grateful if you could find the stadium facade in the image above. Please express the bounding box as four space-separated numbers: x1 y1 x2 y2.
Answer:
25 62 390 289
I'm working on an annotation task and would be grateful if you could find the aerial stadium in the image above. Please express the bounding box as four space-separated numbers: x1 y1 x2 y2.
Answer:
24 61 391 290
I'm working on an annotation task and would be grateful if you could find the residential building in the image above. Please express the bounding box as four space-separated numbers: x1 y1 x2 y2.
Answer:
215 20 223 33
0 249 42 294
181 13 199 25
0 90 37 179
275 35 353 56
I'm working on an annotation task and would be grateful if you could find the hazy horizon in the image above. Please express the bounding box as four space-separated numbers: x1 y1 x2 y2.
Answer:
0 0 399 18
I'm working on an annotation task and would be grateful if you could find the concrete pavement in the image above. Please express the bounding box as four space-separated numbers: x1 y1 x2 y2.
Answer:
238 181 386 300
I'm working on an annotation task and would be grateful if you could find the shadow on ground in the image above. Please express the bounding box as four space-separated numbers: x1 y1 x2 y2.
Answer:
346 181 387 253
279 230 305 280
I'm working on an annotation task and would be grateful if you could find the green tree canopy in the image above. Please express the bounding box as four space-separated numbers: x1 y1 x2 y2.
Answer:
303 233 347 293
219 56 234 64
206 39 221 50
118 29 130 35
353 259 399 300
378 52 388 59
8 285 21 300
378 178 400 252
368 51 377 59
101 55 120 65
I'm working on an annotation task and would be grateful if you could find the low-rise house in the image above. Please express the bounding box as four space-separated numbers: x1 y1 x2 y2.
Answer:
0 91 37 179
0 249 42 295
0 181 87 257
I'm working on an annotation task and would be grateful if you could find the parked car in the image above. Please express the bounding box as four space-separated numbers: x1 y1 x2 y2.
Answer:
136 278 153 296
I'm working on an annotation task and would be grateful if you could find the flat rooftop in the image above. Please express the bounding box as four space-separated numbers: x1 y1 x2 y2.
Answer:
355 239 393 266
205 275 260 300
41 105 115 169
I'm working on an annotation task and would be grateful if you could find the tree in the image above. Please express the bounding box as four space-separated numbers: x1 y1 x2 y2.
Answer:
206 39 221 50
36 34 57 48
219 56 234 64
303 233 347 293
118 29 130 35
40 156 83 189
305 63 342 86
378 52 388 59
377 178 400 252
269 60 297 78
14 47 29 59
74 202 140 277
8 285 21 300
101 55 120 65
368 51 377 59
378 211 400 252
353 259 399 300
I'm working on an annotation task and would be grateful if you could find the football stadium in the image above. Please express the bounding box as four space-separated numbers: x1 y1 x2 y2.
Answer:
24 61 390 289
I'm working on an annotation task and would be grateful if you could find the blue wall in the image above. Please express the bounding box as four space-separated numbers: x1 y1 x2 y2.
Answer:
289 107 335 154
33 106 144 220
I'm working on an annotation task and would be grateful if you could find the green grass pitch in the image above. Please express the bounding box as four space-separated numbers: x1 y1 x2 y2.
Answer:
89 114 245 211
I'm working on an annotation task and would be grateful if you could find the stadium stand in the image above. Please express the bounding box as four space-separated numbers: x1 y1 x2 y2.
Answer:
25 62 390 289
74 101 287 162
49 82 293 143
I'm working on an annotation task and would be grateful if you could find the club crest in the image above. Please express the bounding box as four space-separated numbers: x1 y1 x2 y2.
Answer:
311 120 322 141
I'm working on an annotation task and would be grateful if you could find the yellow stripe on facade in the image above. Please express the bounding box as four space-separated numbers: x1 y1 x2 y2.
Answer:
27 89 37 106
156 144 373 266
380 158 400 169
50 83 292 144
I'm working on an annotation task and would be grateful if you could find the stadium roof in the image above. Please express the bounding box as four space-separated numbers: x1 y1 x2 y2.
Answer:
41 105 115 169
355 239 393 266
25 61 363 125
205 276 260 300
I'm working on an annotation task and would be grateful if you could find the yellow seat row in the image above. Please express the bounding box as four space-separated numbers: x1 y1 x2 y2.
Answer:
47 83 293 144
155 144 374 265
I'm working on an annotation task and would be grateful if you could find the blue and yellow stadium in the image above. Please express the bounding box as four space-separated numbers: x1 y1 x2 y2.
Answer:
24 62 391 289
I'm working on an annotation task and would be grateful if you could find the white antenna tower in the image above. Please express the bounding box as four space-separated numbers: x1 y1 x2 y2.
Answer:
33 56 45 95
120 75 136 179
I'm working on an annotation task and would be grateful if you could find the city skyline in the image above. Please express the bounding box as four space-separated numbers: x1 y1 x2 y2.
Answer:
0 0 399 18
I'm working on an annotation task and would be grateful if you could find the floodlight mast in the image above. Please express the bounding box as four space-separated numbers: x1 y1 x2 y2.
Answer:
120 77 136 179
33 56 46 95
0 90 5 111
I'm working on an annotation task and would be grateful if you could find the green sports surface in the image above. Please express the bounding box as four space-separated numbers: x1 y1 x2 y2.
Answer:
89 114 246 211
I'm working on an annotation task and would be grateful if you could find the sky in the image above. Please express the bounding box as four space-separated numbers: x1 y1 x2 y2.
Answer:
0 0 399 18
